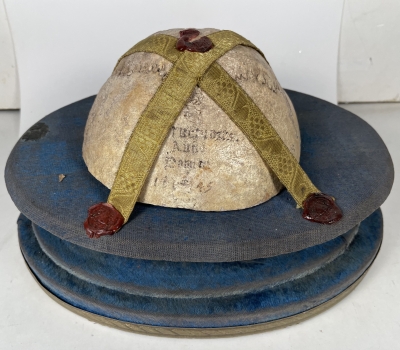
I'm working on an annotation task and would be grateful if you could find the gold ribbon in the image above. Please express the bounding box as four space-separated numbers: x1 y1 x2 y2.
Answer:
108 31 319 222
108 31 266 222
114 31 266 70
199 64 319 205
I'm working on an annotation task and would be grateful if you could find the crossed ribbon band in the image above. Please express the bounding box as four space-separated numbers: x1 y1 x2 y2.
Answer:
84 29 342 239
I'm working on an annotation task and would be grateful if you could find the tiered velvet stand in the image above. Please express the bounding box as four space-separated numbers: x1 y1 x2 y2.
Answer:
5 91 393 337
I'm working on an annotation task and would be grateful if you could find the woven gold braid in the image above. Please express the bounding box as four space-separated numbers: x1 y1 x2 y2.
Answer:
199 64 319 205
108 31 265 222
113 31 266 71
108 30 319 222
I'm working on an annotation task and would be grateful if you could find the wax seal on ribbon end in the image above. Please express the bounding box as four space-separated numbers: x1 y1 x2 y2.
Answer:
302 193 343 224
176 28 214 53
84 202 124 238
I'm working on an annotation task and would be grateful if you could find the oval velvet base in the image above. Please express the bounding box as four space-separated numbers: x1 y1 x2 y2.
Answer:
19 209 383 336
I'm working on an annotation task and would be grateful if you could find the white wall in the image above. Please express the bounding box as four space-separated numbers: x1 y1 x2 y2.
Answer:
4 0 344 133
338 0 400 102
0 0 19 109
2 0 399 113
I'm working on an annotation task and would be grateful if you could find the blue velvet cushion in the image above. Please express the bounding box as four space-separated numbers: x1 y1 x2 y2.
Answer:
32 217 358 298
19 210 382 328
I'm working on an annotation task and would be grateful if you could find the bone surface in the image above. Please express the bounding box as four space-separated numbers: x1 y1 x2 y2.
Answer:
82 28 300 211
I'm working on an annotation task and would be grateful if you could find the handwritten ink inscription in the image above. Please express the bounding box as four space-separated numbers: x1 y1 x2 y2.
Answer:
153 124 239 195
171 126 239 142
165 157 210 170
153 175 214 194
172 141 205 154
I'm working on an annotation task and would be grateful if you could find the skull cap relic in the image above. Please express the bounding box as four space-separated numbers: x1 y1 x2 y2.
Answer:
82 28 301 212
5 28 394 336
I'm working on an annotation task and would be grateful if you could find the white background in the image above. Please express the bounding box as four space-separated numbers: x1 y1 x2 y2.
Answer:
0 0 19 109
2 0 399 111
338 0 400 102
1 1 400 349
4 0 344 133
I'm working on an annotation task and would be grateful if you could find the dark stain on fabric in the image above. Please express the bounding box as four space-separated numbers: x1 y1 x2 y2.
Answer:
21 122 49 141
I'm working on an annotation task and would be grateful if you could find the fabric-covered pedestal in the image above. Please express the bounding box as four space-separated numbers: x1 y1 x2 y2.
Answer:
5 91 393 337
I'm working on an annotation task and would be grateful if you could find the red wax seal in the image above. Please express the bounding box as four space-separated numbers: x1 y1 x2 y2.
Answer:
302 193 343 224
84 202 124 238
176 28 214 53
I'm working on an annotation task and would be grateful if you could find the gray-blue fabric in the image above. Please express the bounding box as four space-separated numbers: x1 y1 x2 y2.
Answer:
5 91 394 262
